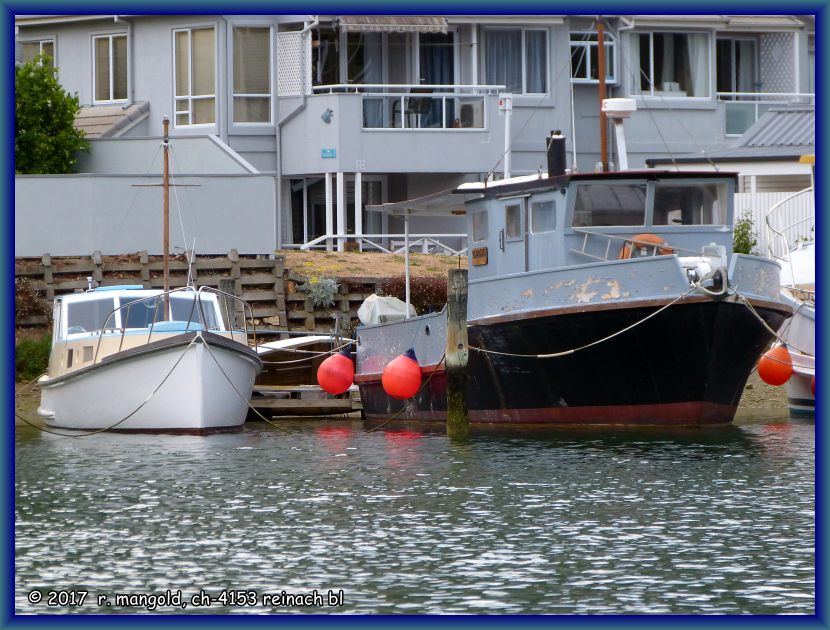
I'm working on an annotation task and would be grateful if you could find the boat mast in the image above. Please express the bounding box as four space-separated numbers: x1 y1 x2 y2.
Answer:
597 17 608 172
162 116 170 318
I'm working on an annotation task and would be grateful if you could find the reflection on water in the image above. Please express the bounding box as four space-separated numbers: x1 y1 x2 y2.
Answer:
15 418 814 615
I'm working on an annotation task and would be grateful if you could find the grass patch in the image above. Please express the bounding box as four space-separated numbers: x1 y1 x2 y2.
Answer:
15 333 51 381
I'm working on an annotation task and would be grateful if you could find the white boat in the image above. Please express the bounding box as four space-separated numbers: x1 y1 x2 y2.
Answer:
766 155 815 417
37 285 262 433
37 116 263 433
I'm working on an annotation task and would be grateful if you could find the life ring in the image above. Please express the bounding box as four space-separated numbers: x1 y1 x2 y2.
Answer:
619 233 674 259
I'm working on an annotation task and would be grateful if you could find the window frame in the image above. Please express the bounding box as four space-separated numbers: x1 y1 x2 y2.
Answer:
20 38 55 66
91 32 128 105
629 30 713 100
482 26 549 95
173 25 218 129
715 36 759 96
231 25 273 126
569 31 617 84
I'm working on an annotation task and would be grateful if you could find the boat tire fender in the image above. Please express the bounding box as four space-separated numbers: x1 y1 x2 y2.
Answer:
619 233 673 259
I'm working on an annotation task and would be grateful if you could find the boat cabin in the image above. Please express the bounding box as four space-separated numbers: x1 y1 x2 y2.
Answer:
459 170 737 282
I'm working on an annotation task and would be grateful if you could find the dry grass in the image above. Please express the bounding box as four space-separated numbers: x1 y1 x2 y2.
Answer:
280 250 466 279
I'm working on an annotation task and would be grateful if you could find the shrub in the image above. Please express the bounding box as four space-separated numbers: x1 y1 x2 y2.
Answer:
298 277 340 308
15 277 52 324
15 55 88 174
380 275 448 314
15 333 52 381
733 210 759 255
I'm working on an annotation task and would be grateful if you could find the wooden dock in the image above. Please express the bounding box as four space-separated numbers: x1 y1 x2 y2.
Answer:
249 385 356 417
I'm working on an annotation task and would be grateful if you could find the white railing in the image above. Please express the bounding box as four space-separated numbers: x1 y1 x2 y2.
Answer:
311 83 505 130
297 233 467 256
763 187 814 261
717 92 815 136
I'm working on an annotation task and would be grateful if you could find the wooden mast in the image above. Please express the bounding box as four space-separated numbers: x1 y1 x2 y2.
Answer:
597 17 608 172
162 116 170 318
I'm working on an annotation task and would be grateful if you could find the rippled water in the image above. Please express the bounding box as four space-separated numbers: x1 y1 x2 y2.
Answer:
16 418 814 615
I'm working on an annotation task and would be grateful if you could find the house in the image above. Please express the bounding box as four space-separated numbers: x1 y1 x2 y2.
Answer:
14 13 815 257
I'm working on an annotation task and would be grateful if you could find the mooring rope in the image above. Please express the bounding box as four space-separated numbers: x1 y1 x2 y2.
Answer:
15 336 199 437
733 290 813 357
469 285 699 359
257 340 355 367
365 352 447 434
201 336 293 434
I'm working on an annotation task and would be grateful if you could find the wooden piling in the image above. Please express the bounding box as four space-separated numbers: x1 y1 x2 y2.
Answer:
446 268 469 439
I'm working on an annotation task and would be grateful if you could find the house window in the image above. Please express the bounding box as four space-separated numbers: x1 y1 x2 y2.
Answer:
174 26 216 126
716 38 758 97
93 34 127 103
570 32 615 82
232 27 271 123
484 28 548 94
631 32 710 98
21 39 54 65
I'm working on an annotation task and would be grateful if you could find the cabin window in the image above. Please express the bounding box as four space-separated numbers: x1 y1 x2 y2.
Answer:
120 297 164 328
572 184 647 227
570 31 616 83
531 200 557 233
92 33 128 103
66 298 116 334
173 26 216 126
630 32 710 98
21 39 54 66
505 204 523 240
170 296 220 330
484 28 548 94
653 183 727 225
472 211 489 242
232 26 272 124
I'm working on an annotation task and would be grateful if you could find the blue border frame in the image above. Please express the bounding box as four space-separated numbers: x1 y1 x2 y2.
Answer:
5 1 826 627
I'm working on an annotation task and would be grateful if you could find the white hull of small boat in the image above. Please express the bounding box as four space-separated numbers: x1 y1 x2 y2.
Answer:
38 332 260 432
783 300 815 417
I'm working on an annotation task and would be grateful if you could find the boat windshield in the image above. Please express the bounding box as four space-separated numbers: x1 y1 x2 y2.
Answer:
572 184 647 227
120 295 222 330
652 183 727 225
65 298 116 334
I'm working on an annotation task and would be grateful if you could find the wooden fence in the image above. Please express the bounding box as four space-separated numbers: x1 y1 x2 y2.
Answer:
15 250 383 333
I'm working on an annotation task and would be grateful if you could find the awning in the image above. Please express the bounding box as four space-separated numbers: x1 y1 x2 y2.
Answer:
366 189 477 217
337 15 448 34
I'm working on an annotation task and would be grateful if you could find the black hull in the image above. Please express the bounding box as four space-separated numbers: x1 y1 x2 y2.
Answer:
359 300 789 426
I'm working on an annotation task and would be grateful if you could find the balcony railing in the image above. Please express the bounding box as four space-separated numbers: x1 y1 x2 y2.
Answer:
717 92 815 136
311 84 505 130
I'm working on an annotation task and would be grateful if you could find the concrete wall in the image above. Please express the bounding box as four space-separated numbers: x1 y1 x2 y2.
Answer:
15 173 277 256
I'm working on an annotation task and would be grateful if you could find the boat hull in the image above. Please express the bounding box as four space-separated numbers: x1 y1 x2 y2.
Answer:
358 299 790 426
782 301 815 417
38 332 261 433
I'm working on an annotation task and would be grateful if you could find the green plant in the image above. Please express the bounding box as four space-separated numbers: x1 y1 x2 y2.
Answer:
380 275 448 314
15 55 88 174
299 277 340 308
733 210 759 255
15 333 52 381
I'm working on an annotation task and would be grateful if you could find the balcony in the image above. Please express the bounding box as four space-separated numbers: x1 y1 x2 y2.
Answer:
279 84 507 176
718 92 815 136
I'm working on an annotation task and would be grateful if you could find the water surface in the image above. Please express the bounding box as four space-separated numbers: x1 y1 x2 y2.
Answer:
15 417 815 615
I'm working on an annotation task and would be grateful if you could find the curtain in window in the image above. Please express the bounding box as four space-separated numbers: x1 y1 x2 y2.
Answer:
685 33 708 97
113 36 127 100
630 34 647 94
525 30 546 93
94 38 109 101
233 27 270 123
419 32 454 126
192 28 214 97
736 40 756 93
485 30 521 93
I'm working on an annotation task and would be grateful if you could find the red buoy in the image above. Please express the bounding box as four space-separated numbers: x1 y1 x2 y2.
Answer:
317 349 354 395
382 348 422 400
757 344 793 386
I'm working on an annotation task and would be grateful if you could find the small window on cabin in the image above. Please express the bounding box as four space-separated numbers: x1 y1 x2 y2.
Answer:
66 298 116 334
472 211 489 242
531 200 556 233
505 204 523 240
571 184 647 227
653 183 727 225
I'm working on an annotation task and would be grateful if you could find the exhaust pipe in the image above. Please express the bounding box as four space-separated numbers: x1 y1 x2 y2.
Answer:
546 130 566 178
